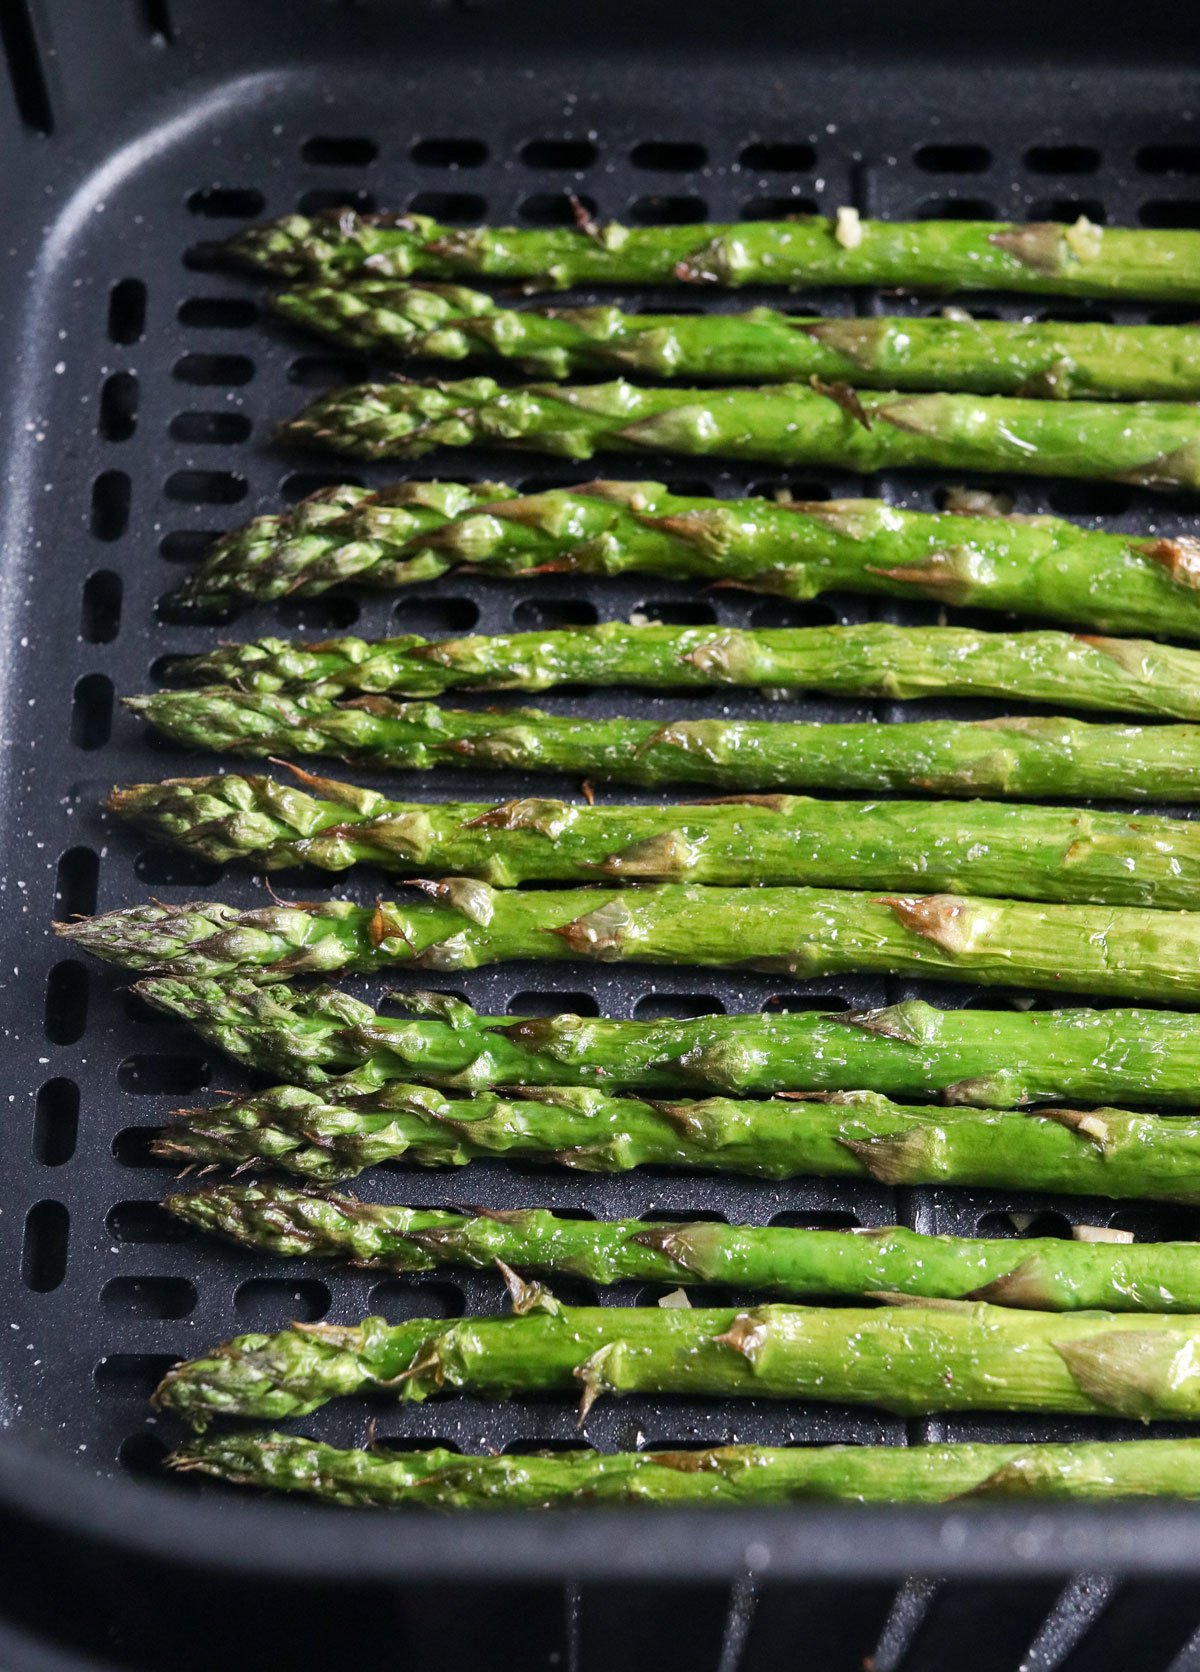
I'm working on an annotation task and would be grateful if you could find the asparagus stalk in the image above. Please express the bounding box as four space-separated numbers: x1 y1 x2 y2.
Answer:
108 772 1200 907
123 690 1200 803
169 620 1200 719
279 377 1200 489
271 279 1200 399
157 1082 1200 1202
167 1430 1200 1506
54 882 1200 1000
178 479 1200 641
153 1297 1200 1427
167 1185 1200 1305
224 209 1200 300
135 977 1200 1107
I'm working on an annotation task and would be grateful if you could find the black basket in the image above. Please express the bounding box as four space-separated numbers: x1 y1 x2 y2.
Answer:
3 3 1200 1667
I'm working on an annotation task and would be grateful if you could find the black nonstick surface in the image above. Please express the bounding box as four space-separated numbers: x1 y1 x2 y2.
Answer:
4 5 1200 1669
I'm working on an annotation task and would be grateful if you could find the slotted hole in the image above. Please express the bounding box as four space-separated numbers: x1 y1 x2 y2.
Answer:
108 279 146 344
1028 198 1106 224
915 197 999 219
1137 146 1200 174
1025 145 1100 174
95 1354 178 1397
367 1280 467 1321
98 371 138 441
632 599 717 625
508 990 600 1017
1036 304 1115 324
0 0 53 132
633 993 726 1020
80 571 122 643
118 1055 210 1095
1046 482 1134 518
274 595 361 630
769 1209 860 1229
521 139 597 170
511 597 598 628
101 1276 197 1320
297 188 377 215
33 1078 79 1166
136 0 173 43
976 1210 1073 1239
164 470 248 505
173 353 254 386
22 1202 68 1291
187 186 266 218
371 1435 463 1455
740 196 818 220
914 144 991 173
411 137 488 168
303 136 379 166
133 850 222 887
519 193 597 226
739 142 816 172
750 599 839 628
112 1127 165 1168
91 472 130 540
44 961 87 1045
628 195 707 224
159 530 219 563
1140 200 1200 229
177 297 258 329
288 354 369 388
280 470 366 502
55 847 98 917
631 141 707 171
117 1434 169 1479
638 1208 728 1225
407 191 486 224
169 411 252 445
391 594 479 632
70 673 113 749
107 1200 195 1243
234 1278 331 1328
749 477 831 501
762 992 850 1012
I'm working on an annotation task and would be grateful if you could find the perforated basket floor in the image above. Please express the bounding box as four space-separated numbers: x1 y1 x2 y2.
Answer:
4 4 1200 1670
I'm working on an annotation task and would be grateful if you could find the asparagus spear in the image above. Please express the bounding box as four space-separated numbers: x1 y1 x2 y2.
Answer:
153 1297 1200 1427
224 209 1200 300
156 1081 1200 1202
178 479 1200 640
135 977 1200 1107
279 377 1200 489
168 1186 1200 1305
108 772 1200 907
271 279 1200 398
123 691 1200 803
169 621 1200 719
55 882 1200 1000
167 1430 1200 1506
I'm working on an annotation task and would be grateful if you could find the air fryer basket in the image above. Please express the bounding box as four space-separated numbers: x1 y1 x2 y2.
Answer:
3 2 1200 1667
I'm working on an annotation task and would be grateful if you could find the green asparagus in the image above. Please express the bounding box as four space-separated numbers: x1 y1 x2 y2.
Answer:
280 377 1200 489
156 1081 1200 1201
178 480 1200 641
108 772 1200 907
271 279 1200 398
224 209 1200 300
169 621 1200 719
123 691 1200 803
167 1430 1200 1505
135 977 1200 1107
54 882 1200 1000
167 1186 1200 1302
154 1297 1200 1427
